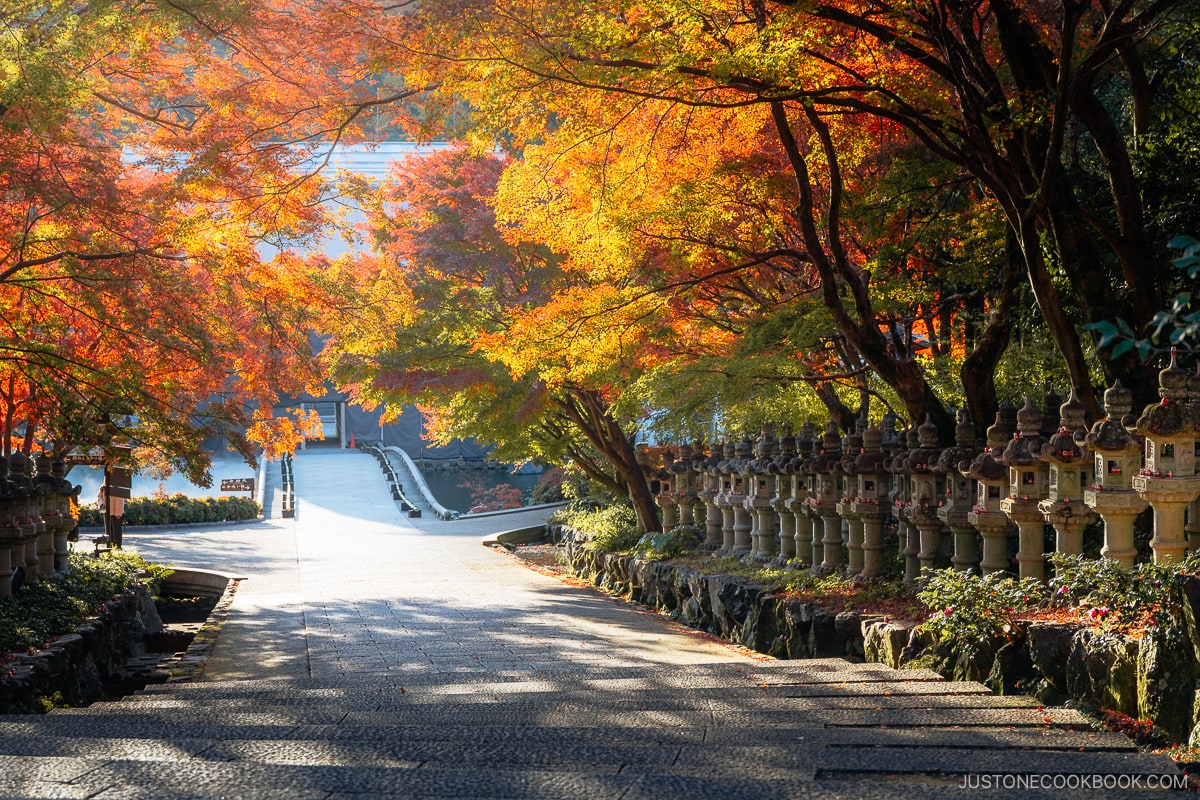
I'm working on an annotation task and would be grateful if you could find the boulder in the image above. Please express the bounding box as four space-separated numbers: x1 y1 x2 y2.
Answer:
862 620 915 669
1026 622 1076 704
1137 623 1196 744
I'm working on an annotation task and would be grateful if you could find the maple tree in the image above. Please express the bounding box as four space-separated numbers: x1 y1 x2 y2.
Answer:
478 90 1022 440
320 147 675 531
0 1 425 479
401 0 1196 433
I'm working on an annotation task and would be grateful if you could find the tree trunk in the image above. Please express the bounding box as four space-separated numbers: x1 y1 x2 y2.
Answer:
554 389 662 533
960 230 1021 438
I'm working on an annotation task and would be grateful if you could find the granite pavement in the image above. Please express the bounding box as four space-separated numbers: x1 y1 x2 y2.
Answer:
0 449 1185 798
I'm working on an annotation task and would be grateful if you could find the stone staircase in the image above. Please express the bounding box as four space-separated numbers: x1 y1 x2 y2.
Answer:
0 659 1182 799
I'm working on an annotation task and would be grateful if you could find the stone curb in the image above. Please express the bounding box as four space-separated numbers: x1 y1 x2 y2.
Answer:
167 574 241 683
481 524 551 549
463 501 568 520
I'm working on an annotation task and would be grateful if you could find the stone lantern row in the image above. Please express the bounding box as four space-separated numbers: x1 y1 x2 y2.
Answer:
0 454 81 598
645 352 1200 580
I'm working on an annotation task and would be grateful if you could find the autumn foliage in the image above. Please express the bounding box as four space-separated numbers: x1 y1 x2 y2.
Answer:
0 1 423 479
2 0 1194 508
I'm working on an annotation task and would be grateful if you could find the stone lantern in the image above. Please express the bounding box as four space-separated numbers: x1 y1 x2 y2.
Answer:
886 423 918 582
965 408 1017 575
1188 364 1200 551
654 446 679 532
668 442 701 535
695 443 724 550
853 424 890 579
835 419 867 575
905 416 945 574
744 427 779 561
937 410 980 573
999 399 1052 580
728 438 754 556
1040 386 1064 439
1133 351 1200 564
34 453 61 578
808 420 843 574
0 460 27 596
1082 381 1148 568
799 422 825 568
770 426 797 564
51 458 80 573
788 424 815 566
8 453 43 584
1038 390 1097 558
696 443 720 551
713 441 739 553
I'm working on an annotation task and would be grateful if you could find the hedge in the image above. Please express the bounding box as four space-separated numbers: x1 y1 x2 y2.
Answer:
77 494 260 527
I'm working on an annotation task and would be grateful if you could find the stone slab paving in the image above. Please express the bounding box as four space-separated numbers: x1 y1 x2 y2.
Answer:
0 449 1187 798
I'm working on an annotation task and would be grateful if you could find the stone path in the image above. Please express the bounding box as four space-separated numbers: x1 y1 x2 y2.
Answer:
0 449 1185 798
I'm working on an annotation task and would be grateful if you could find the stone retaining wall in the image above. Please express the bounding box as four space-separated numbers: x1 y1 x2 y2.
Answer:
0 584 161 713
567 537 1200 745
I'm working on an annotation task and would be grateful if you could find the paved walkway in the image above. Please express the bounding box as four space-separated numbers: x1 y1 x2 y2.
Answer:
0 449 1185 798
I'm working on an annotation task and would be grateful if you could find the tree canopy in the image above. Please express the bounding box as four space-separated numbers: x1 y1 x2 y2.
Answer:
0 0 422 478
2 0 1195 507
394 0 1196 427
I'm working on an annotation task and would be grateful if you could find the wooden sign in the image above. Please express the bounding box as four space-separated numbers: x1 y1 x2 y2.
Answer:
220 478 255 493
106 467 132 499
63 453 106 466
63 445 133 467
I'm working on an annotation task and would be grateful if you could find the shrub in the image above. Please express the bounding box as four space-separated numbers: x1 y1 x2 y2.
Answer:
77 505 103 527
462 479 524 512
635 527 702 560
79 494 261 527
1047 552 1178 635
559 503 641 553
0 551 173 658
916 568 1046 656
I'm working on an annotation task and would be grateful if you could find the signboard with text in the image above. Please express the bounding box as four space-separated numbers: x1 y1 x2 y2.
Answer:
63 453 106 466
220 478 256 493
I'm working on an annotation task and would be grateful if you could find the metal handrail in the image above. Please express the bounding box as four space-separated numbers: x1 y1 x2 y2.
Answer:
383 446 458 520
364 444 421 516
280 453 295 518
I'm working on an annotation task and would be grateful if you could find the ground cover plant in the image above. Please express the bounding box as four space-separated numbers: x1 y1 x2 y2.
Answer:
0 551 173 661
